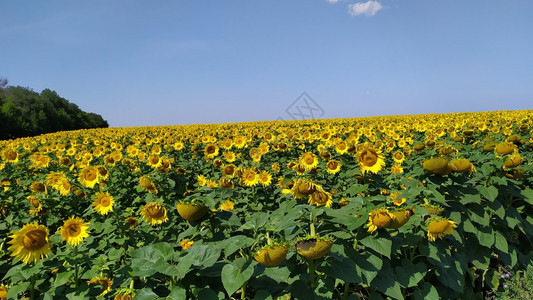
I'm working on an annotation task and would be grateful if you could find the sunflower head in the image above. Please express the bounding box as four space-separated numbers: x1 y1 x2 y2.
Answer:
503 153 523 169
426 217 457 242
423 157 451 175
387 209 412 229
8 222 52 264
326 160 341 174
449 158 475 173
494 142 517 156
254 244 290 267
87 277 113 297
308 188 333 208
291 179 317 199
78 166 99 188
299 152 318 170
141 203 169 225
367 208 394 233
59 216 90 246
92 192 115 215
357 144 386 174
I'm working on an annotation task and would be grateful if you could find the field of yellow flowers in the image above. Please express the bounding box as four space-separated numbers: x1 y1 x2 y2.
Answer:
1 110 532 299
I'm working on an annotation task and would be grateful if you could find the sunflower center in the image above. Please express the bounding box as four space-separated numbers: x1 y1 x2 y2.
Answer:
68 225 81 237
100 197 110 207
148 206 165 218
361 150 378 167
85 170 97 181
327 161 338 169
22 229 47 250
6 150 18 160
304 156 314 165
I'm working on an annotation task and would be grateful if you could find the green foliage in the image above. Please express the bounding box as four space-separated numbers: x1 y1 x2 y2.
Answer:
0 85 108 139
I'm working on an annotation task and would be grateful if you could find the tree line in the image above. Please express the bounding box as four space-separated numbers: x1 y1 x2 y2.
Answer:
0 78 109 140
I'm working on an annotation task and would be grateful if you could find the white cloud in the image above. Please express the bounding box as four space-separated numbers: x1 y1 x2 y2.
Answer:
326 0 342 3
348 1 383 16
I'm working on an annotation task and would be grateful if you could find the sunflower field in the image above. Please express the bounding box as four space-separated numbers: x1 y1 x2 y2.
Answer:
1 110 533 299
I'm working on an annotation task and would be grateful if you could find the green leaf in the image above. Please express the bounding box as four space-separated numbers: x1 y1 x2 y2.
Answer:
240 212 269 231
190 244 222 268
324 252 362 283
167 285 187 299
494 231 508 253
477 186 498 202
460 194 481 205
346 184 368 196
395 259 427 288
476 226 495 248
468 206 489 226
219 235 255 257
413 282 439 300
54 271 74 287
359 235 392 259
355 252 383 283
221 258 255 297
263 266 292 283
371 260 403 300
135 288 159 300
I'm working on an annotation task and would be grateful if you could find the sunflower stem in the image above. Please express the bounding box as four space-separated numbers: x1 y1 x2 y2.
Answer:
30 272 36 300
307 258 316 288
341 281 350 300
74 245 79 288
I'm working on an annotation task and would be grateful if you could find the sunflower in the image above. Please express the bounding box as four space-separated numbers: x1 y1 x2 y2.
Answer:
92 191 115 215
366 208 394 234
0 285 7 300
8 222 52 264
494 142 517 156
197 175 207 187
241 168 259 187
139 176 158 194
449 158 475 173
391 164 404 174
1 148 18 163
141 203 168 225
30 181 47 194
78 166 99 188
423 157 451 175
146 154 162 168
125 217 139 228
291 179 317 199
219 200 235 211
326 160 341 174
204 143 219 159
258 171 272 186
299 152 318 170
390 192 406 206
180 239 194 250
503 153 523 169
308 188 333 208
426 217 457 242
87 277 113 297
357 144 386 174
219 177 234 189
59 217 90 246
392 151 405 164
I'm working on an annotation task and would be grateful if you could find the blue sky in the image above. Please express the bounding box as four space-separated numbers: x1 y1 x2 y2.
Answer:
1 0 532 127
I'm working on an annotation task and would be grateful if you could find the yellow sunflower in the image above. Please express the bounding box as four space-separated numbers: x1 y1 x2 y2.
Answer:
30 181 47 194
8 222 52 264
291 178 317 199
204 143 219 159
219 200 235 211
357 144 386 174
0 285 7 300
139 176 158 194
299 152 318 170
59 216 90 246
308 188 333 208
258 171 272 186
125 217 139 228
141 203 169 225
426 217 457 242
87 277 113 297
326 160 341 174
92 191 115 215
241 168 259 187
78 166 99 188
366 208 394 234
391 164 404 174
1 148 19 164
180 238 194 250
